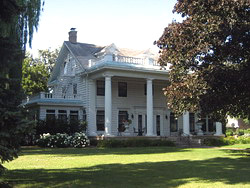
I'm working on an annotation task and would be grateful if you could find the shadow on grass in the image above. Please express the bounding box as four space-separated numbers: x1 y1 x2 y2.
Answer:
19 146 188 157
4 156 250 188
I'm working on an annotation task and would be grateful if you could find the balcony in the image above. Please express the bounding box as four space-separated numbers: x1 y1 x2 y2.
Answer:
23 92 83 104
88 54 160 67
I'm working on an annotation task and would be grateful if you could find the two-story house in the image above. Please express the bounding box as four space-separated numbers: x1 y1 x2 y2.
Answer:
23 28 224 137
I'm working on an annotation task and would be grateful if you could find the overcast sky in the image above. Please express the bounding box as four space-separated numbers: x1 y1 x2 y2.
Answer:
28 0 180 56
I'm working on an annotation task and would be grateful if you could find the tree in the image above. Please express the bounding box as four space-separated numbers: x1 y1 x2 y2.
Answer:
22 48 59 96
22 53 49 96
0 0 43 174
38 48 60 73
156 0 250 121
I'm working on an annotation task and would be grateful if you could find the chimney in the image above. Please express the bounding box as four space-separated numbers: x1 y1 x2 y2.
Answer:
68 28 77 43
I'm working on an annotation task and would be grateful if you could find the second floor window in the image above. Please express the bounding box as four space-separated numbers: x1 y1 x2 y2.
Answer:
73 84 77 95
64 62 68 75
118 82 127 97
97 80 105 96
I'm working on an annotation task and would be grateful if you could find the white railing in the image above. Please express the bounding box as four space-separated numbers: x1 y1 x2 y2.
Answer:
23 92 83 103
88 54 160 67
116 55 146 65
39 92 83 100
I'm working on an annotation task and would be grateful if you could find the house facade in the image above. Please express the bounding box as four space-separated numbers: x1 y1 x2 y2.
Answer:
23 29 224 137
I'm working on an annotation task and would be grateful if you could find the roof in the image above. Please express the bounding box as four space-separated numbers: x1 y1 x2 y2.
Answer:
49 41 161 84
65 41 159 68
64 41 104 67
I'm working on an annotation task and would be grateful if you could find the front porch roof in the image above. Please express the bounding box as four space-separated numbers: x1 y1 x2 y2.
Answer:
84 61 169 80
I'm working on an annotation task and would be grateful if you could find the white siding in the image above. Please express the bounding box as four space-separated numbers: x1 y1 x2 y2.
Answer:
92 78 170 136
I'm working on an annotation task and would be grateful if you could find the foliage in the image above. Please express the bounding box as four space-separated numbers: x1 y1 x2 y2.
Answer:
204 134 250 146
0 0 43 175
22 53 49 96
225 128 234 137
203 137 235 146
156 0 250 121
97 138 175 148
226 128 250 137
36 132 90 148
36 118 87 136
37 48 60 73
22 48 59 96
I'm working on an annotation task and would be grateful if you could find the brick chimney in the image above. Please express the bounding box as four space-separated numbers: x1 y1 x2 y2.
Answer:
68 28 77 43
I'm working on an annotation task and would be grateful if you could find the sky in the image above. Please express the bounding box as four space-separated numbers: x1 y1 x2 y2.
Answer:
29 0 181 56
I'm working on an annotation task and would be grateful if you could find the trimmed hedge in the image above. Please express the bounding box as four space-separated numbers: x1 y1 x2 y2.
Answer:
97 138 175 148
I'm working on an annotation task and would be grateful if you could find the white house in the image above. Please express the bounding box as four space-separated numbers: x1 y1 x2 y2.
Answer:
24 29 223 137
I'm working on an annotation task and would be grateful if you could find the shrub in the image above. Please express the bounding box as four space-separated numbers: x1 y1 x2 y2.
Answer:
36 118 87 136
70 132 90 148
235 129 245 136
37 132 90 148
203 137 235 146
97 138 175 148
225 128 234 137
236 136 250 144
243 129 250 135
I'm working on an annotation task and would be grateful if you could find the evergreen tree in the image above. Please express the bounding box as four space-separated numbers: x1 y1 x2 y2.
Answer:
0 0 43 174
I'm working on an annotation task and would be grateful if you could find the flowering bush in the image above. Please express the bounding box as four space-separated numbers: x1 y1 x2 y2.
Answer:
37 132 90 148
70 132 90 148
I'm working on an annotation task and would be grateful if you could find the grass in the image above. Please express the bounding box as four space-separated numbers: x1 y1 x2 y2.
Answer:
1 146 250 188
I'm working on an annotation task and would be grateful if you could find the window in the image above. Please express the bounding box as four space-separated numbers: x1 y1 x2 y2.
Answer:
189 113 195 132
118 82 127 97
200 115 215 132
97 80 105 96
64 62 68 74
156 115 160 136
96 110 105 131
170 112 178 132
118 111 128 131
62 86 66 96
70 110 78 122
73 84 77 95
82 109 87 121
46 110 55 120
58 110 67 121
144 84 154 95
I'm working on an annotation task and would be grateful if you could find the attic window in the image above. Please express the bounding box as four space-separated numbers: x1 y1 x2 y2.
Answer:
64 61 68 74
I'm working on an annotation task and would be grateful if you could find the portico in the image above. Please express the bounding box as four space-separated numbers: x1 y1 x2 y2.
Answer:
86 63 169 137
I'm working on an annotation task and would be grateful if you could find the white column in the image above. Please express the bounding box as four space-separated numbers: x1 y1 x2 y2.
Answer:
146 78 155 136
183 111 190 136
88 79 97 136
214 122 223 136
105 75 113 136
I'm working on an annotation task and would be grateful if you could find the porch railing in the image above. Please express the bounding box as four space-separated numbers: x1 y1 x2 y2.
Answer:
24 92 83 103
88 54 159 67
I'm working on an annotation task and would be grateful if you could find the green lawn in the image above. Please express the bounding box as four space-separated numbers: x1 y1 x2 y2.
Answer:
2 145 250 188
